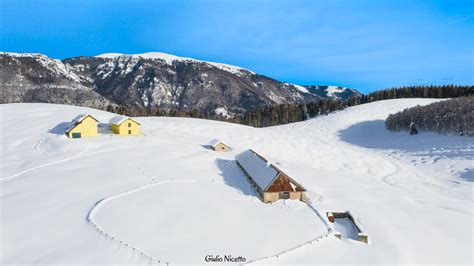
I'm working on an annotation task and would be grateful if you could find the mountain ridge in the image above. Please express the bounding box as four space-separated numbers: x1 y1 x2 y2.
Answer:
0 52 361 115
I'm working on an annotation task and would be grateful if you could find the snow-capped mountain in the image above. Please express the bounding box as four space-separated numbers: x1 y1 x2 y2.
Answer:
0 52 360 114
303 85 362 99
0 52 111 107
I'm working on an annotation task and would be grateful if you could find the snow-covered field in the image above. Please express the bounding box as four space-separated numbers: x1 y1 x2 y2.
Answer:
0 99 472 265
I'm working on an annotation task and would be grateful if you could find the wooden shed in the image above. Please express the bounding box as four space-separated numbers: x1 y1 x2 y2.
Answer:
110 116 141 136
236 149 307 203
66 114 99 138
210 139 230 152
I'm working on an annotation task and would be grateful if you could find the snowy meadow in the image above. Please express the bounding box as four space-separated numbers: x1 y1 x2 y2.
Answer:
0 99 472 264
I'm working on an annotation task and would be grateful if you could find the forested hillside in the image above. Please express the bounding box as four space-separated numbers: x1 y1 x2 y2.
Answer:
346 84 473 106
110 85 473 128
386 96 474 136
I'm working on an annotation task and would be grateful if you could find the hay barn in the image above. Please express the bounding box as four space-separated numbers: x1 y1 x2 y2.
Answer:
210 139 230 152
236 149 307 203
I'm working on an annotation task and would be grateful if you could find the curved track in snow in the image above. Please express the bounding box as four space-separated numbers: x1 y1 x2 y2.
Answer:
87 179 196 265
245 198 332 264
86 169 331 265
0 138 143 182
0 145 92 182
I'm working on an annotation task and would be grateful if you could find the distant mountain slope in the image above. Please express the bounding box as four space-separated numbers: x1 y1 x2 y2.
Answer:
0 52 361 114
304 85 362 100
0 53 112 108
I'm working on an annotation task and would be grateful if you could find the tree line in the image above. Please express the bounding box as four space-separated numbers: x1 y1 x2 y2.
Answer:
345 84 473 106
103 84 473 128
386 96 473 136
104 99 347 128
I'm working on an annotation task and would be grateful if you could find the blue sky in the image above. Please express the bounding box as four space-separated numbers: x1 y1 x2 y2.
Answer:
1 0 473 93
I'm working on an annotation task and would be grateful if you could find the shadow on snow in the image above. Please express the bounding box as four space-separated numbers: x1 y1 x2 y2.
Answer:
458 169 474 182
339 120 474 182
200 144 213 151
214 158 259 198
339 120 473 159
48 122 113 135
48 122 70 135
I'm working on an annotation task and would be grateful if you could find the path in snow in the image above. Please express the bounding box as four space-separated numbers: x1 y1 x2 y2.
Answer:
1 100 472 265
87 179 197 265
0 138 144 182
0 145 92 181
89 159 329 264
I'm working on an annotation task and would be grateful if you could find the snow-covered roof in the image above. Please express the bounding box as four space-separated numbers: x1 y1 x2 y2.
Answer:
210 139 229 148
236 149 306 192
236 149 279 191
66 114 98 133
110 115 141 125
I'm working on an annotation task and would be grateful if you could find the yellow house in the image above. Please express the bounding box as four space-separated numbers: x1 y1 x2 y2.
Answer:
66 114 99 138
110 115 141 136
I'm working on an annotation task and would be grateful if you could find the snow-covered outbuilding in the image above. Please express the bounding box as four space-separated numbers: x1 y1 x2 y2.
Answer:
210 139 230 152
327 211 369 243
66 114 99 138
235 149 307 203
110 116 141 136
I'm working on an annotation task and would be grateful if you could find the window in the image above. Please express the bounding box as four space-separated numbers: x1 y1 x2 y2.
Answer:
279 192 290 199
128 123 131 127
128 130 131 135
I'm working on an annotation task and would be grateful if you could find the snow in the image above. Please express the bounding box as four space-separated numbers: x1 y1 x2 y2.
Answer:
109 115 129 125
207 62 253 75
235 149 279 191
325 86 345 97
333 218 359 240
1 51 46 58
65 114 96 132
292 84 310 94
96 52 254 75
1 52 86 85
214 107 233 118
98 52 187 64
1 98 472 264
71 114 91 124
209 138 228 148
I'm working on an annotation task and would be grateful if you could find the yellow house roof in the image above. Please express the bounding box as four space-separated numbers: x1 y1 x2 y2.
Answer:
110 115 141 126
66 114 99 134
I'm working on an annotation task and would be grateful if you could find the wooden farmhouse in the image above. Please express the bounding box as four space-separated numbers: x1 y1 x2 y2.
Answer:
236 149 307 203
110 116 141 136
210 139 230 152
66 114 99 138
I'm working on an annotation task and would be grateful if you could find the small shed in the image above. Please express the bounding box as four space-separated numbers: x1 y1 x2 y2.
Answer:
66 114 99 138
236 149 307 203
327 211 369 243
110 116 141 136
210 139 230 152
